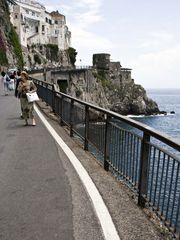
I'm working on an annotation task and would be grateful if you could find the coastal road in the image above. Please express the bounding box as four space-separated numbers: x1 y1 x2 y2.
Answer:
0 88 105 240
0 88 74 239
0 85 165 240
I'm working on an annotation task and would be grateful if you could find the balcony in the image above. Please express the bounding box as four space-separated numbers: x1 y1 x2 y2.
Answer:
23 13 44 22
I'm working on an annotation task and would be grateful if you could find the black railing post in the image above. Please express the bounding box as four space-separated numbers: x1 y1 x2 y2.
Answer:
52 84 55 113
104 114 111 171
60 95 64 126
45 83 49 105
84 105 89 151
138 133 150 207
43 67 46 81
70 99 74 137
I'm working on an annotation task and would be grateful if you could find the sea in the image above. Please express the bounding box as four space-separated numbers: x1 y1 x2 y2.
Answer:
131 88 180 141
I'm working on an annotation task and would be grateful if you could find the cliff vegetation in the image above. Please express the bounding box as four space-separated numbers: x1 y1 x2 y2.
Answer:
0 0 24 69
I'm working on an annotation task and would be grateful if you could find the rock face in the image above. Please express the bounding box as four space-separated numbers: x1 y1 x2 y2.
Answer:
92 71 159 115
51 53 160 116
0 0 18 69
24 44 71 70
110 83 159 115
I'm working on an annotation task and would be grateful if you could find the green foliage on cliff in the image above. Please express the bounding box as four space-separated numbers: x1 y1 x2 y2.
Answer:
34 54 41 64
0 0 24 68
94 70 111 88
0 49 8 66
46 44 59 62
0 30 8 66
67 47 77 66
0 0 10 66
8 27 24 68
75 89 82 97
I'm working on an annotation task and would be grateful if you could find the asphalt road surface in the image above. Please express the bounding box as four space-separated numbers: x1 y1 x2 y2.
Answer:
0 84 166 240
0 86 104 240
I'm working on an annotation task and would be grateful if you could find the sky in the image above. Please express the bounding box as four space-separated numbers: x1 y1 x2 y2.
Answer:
42 0 180 89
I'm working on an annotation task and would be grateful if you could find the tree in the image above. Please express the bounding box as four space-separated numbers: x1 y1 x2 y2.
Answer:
68 47 77 66
34 54 41 64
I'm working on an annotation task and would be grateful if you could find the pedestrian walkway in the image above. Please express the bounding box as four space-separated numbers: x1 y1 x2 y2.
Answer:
0 88 170 240
0 89 104 240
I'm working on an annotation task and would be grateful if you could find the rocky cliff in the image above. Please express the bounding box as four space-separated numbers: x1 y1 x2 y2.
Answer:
0 0 23 69
24 44 73 70
61 54 160 116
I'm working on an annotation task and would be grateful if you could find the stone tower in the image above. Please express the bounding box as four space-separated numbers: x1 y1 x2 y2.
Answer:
93 53 110 70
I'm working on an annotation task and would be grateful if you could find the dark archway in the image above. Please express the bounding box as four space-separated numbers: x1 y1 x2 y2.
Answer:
57 79 68 93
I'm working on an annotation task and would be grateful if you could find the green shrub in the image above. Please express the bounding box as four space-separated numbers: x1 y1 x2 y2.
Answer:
34 54 41 64
67 47 77 66
8 26 24 68
76 89 82 97
0 30 8 66
46 44 59 62
0 48 8 65
96 70 111 88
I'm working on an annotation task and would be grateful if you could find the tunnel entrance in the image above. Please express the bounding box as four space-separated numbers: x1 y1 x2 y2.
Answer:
57 79 68 93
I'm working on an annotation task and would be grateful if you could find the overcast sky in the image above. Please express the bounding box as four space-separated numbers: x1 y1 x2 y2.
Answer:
43 0 180 89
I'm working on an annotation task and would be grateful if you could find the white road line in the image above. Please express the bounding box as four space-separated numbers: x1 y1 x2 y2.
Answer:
35 105 120 240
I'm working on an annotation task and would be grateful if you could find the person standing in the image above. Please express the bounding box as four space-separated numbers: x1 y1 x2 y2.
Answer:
14 70 21 98
17 71 37 126
8 70 16 91
1 71 11 95
15 70 23 118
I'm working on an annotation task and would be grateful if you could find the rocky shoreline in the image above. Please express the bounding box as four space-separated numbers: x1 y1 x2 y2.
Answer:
65 54 165 116
127 111 175 118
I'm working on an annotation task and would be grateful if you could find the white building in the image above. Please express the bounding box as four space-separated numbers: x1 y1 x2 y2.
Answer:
9 0 71 50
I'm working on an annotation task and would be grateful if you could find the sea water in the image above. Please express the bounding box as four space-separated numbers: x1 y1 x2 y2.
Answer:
133 88 180 140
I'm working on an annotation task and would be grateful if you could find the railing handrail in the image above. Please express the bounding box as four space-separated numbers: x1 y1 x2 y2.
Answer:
32 77 180 153
33 76 180 237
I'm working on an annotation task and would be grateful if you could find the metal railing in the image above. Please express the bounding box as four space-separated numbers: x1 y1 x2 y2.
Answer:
75 65 93 69
33 78 180 238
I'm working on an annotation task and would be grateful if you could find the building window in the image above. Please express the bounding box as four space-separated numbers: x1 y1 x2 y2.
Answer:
15 14 18 19
49 19 52 25
55 20 58 24
32 12 35 16
55 30 59 34
36 26 38 33
42 25 45 32
45 17 48 22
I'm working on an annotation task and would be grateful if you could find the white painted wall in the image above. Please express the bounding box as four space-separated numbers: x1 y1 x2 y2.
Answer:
9 0 71 50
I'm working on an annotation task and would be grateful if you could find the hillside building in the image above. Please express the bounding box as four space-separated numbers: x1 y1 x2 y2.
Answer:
8 0 71 50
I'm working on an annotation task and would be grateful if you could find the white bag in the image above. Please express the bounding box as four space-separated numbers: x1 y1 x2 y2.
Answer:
8 80 15 90
26 91 39 102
